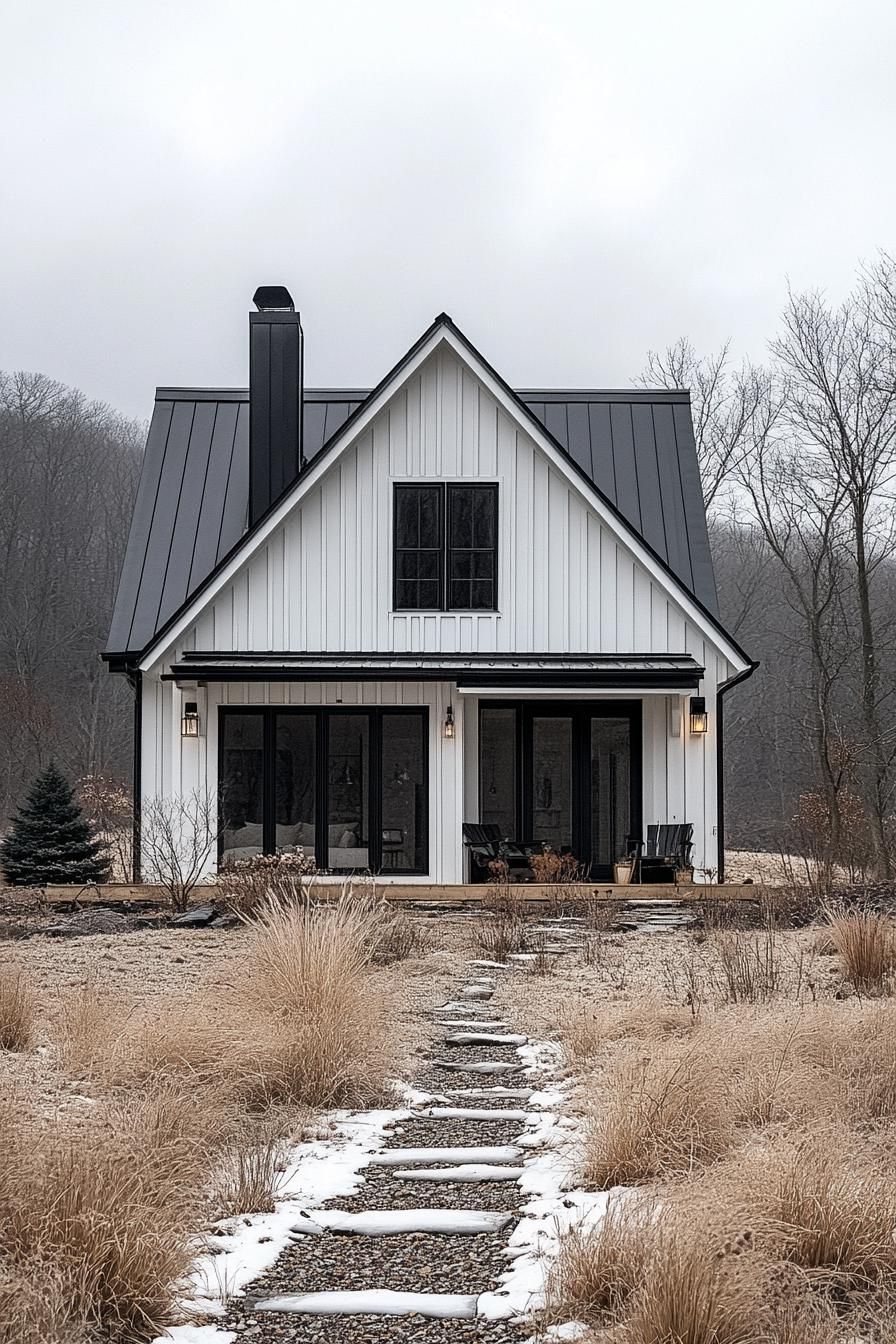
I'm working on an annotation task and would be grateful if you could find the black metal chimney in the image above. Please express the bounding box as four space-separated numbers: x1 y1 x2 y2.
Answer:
249 285 303 526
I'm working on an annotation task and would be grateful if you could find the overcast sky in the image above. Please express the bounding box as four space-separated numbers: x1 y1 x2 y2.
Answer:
2 0 894 419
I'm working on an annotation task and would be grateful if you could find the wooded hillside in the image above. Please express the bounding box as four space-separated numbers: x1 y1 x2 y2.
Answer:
0 372 141 824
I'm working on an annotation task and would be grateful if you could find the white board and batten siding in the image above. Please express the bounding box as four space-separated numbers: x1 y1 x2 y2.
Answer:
144 344 739 879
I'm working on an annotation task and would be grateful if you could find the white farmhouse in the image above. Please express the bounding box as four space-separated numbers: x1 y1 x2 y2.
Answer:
105 288 754 884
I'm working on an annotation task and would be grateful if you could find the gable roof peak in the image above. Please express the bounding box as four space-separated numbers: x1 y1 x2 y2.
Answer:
106 309 734 664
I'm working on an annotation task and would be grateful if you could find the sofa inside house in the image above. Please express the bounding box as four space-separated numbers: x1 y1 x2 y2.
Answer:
222 821 368 869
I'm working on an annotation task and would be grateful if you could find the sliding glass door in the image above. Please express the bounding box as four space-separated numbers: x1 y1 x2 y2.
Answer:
479 701 640 878
220 706 428 873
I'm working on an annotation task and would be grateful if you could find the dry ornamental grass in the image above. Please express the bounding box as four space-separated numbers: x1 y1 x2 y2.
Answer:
545 1195 656 1325
0 965 36 1051
0 1096 202 1341
1 891 402 1340
827 908 896 994
584 1044 734 1187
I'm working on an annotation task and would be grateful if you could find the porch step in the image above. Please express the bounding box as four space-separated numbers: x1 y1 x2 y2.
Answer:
619 898 697 932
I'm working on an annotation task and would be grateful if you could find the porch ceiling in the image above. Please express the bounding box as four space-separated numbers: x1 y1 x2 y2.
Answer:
166 651 704 690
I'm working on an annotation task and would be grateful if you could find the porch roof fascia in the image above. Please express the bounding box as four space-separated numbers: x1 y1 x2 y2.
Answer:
165 651 704 691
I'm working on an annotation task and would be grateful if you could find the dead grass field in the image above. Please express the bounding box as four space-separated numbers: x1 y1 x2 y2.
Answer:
0 894 453 1343
3 896 896 1343
487 909 896 1343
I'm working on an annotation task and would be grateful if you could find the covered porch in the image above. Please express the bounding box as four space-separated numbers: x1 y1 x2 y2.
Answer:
162 651 714 883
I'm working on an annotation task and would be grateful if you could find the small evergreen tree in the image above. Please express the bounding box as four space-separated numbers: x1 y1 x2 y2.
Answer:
1 764 109 885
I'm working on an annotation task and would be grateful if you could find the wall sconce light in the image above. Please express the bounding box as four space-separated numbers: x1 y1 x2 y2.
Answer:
181 700 200 737
443 704 455 739
689 696 708 735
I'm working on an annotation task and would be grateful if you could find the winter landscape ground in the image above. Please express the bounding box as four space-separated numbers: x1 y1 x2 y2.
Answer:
3 887 896 1344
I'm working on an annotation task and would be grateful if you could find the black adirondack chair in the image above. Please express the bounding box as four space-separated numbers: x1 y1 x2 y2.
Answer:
462 823 530 881
638 822 694 884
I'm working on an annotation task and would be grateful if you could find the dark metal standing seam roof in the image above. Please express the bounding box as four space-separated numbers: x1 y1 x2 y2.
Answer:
106 377 718 658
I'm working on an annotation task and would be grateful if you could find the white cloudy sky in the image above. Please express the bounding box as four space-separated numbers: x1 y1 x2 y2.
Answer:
2 0 894 417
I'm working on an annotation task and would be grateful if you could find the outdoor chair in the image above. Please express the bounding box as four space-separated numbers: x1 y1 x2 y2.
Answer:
638 822 694 884
462 822 531 881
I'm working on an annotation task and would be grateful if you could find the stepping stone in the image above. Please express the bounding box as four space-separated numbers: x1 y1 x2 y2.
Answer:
433 1060 523 1075
446 1086 534 1100
436 1019 510 1030
438 1002 481 1013
289 1209 513 1237
395 1164 524 1182
467 960 511 970
253 1290 478 1318
370 1146 522 1167
422 1107 532 1122
460 986 493 1000
444 1032 528 1046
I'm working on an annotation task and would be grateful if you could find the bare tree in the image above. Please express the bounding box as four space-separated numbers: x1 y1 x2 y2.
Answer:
140 790 221 911
772 279 896 877
637 339 765 508
736 385 854 884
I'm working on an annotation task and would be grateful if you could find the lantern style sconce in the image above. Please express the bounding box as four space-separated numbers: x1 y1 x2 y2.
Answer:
181 700 200 737
689 696 708 735
443 704 456 739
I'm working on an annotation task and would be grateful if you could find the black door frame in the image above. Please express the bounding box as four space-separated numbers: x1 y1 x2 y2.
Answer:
479 699 642 878
219 705 429 875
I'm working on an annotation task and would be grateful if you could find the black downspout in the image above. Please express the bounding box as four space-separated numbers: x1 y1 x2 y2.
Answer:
131 670 142 882
715 661 759 883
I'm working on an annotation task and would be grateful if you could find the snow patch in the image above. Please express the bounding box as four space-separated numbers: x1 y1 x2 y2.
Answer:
424 1107 534 1122
153 1329 236 1344
436 1019 510 1030
288 1208 513 1237
476 1041 617 1325
398 1084 445 1108
478 1187 614 1319
395 1163 525 1182
252 1290 478 1318
181 1108 405 1314
371 1145 522 1166
446 1085 535 1100
445 1032 528 1046
518 1040 564 1075
434 1060 524 1074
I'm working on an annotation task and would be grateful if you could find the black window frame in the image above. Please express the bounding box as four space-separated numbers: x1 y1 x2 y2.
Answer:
392 482 498 612
393 484 445 612
219 705 429 875
446 482 499 612
477 699 642 880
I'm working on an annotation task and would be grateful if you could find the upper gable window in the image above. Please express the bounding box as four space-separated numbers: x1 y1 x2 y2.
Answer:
393 483 498 612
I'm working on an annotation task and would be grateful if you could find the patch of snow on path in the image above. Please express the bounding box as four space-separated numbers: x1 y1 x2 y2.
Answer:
252 1289 478 1318
180 1107 406 1317
476 1035 621 1324
288 1208 513 1237
154 1328 236 1344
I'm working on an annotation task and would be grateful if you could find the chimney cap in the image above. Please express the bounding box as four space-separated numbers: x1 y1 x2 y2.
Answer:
253 285 295 312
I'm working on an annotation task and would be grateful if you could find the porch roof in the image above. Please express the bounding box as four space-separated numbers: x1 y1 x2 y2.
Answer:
167 651 704 690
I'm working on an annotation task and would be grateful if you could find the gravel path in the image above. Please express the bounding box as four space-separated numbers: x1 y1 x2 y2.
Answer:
221 955 547 1341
